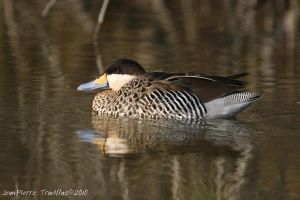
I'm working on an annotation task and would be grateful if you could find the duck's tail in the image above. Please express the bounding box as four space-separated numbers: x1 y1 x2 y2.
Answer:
204 91 261 118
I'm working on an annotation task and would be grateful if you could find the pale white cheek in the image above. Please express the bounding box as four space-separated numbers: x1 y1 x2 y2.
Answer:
107 74 136 91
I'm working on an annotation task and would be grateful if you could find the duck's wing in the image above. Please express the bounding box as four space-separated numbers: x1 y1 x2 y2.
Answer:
157 73 249 102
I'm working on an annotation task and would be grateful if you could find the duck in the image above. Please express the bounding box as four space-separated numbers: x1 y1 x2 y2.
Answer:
77 58 261 119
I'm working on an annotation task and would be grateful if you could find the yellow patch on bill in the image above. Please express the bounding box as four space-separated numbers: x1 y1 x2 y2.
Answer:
95 73 108 85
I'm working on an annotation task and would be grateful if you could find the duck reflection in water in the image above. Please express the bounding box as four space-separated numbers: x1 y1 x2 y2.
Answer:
76 117 253 200
77 116 251 155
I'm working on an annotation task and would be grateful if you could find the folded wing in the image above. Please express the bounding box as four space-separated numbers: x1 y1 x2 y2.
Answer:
148 72 249 102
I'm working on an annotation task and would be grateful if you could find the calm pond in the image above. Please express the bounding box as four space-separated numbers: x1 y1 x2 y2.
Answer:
0 0 300 200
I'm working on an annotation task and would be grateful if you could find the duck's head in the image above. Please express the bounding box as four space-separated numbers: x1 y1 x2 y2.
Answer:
77 58 145 92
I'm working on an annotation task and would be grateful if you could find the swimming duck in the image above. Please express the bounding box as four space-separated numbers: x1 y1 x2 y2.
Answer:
78 59 261 119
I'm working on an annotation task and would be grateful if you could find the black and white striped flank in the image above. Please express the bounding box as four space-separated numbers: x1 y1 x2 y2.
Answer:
140 89 207 119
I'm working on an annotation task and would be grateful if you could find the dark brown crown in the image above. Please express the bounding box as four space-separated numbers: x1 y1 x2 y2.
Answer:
104 58 146 75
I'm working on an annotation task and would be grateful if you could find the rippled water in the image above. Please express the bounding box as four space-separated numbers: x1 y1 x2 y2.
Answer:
1 0 300 199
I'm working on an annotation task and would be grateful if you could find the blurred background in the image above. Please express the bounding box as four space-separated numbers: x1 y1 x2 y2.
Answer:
0 0 300 199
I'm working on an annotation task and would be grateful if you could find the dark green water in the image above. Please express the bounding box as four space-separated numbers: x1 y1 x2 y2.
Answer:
1 0 300 199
